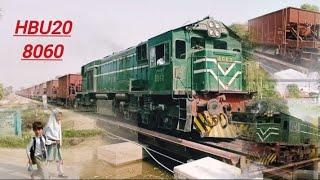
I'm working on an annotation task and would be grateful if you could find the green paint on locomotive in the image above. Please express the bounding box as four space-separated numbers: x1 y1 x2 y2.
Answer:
85 17 243 95
81 59 101 93
79 17 251 134
77 59 101 106
192 50 243 91
254 113 319 145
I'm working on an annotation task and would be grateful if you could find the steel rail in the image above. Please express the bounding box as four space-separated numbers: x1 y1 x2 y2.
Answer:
91 113 242 165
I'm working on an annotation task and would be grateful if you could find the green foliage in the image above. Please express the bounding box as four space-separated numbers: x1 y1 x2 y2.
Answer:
63 129 103 138
4 86 13 96
0 133 31 148
229 23 248 40
1 107 103 148
301 3 319 12
229 23 254 59
0 83 3 100
263 97 289 114
0 129 103 148
243 59 289 113
286 84 300 98
62 129 104 147
21 109 49 131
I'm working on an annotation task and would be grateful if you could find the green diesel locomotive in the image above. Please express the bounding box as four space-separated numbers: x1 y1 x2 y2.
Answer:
77 17 252 138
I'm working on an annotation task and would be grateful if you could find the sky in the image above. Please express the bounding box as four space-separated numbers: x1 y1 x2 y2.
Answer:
0 0 319 90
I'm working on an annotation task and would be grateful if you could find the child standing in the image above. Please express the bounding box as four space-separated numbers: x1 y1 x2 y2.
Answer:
44 109 66 178
26 121 48 179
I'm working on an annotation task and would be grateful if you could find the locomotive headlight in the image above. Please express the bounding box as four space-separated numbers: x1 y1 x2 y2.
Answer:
215 22 220 29
214 30 220 37
208 29 215 37
208 21 215 28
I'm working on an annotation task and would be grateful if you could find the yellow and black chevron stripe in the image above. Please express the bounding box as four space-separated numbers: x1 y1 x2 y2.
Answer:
193 114 210 134
259 153 277 165
246 151 277 165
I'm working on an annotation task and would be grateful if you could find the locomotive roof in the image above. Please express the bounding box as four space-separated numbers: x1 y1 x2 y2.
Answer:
99 16 237 64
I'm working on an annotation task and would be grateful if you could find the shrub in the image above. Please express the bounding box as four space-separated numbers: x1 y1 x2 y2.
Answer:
21 109 49 131
0 133 31 148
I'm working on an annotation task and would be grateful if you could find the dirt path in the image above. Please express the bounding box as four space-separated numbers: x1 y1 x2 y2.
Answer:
58 108 99 130
0 136 107 179
0 95 172 179
0 135 172 179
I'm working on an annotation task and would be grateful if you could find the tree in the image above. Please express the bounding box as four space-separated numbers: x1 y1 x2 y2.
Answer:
4 86 13 96
301 3 319 12
229 23 254 59
286 84 300 98
0 83 3 100
229 23 248 40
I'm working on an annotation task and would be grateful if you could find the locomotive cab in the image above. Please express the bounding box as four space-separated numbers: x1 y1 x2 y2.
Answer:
168 17 254 137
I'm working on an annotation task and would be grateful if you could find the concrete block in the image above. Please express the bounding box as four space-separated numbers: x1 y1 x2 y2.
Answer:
97 142 143 166
174 157 241 179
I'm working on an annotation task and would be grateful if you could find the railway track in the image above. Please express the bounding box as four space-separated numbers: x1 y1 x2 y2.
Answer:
251 52 309 74
262 158 320 179
83 112 244 165
195 138 254 158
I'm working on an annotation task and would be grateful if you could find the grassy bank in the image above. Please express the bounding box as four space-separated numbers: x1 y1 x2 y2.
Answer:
0 133 31 148
0 106 104 148
0 129 103 148
63 129 103 138
21 108 49 131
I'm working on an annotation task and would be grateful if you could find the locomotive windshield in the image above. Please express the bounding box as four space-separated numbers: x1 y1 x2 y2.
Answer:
191 37 205 50
213 40 228 50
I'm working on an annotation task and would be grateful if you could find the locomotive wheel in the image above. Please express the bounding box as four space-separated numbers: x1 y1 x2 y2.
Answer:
115 109 123 120
147 113 158 130
137 113 143 127
207 99 221 116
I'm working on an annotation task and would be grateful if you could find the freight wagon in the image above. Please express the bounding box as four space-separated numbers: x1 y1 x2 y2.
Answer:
16 88 26 98
34 85 41 100
26 87 33 99
57 74 82 106
46 80 58 102
30 86 36 99
38 83 47 99
249 7 320 67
